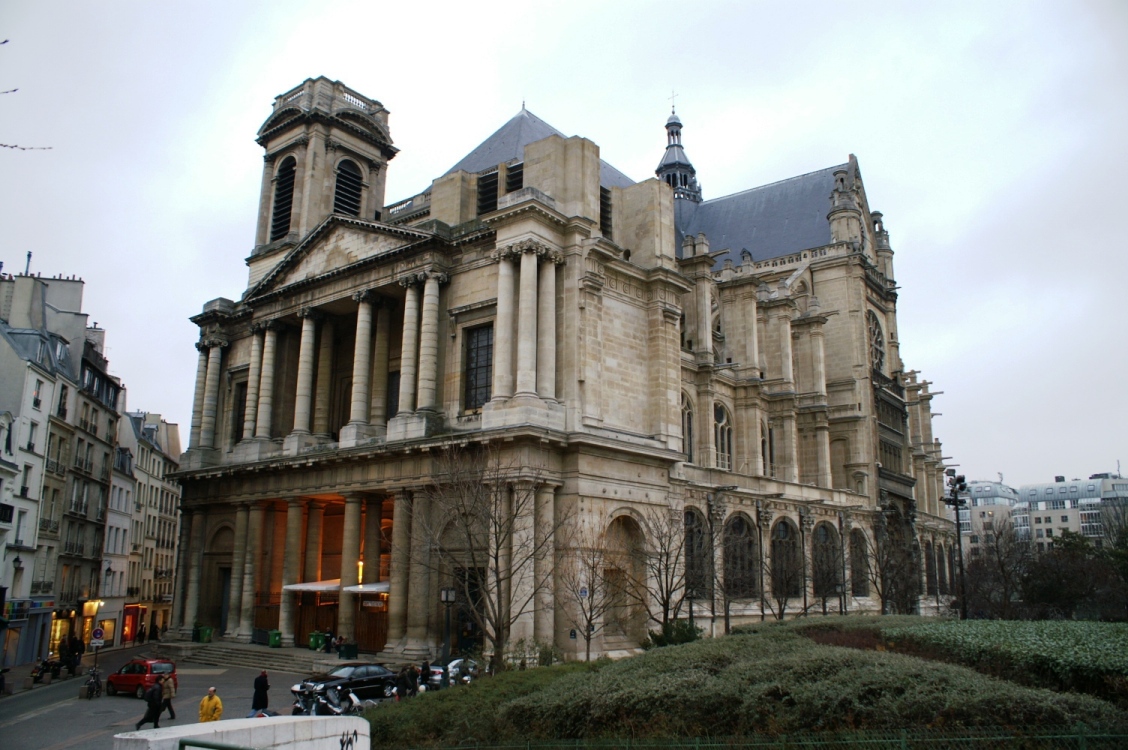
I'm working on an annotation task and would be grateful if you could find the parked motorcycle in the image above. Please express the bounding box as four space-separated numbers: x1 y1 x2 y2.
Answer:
314 686 362 715
29 657 63 683
291 688 318 715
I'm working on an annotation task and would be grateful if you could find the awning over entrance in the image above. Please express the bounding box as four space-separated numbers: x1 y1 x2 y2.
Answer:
282 579 341 592
342 581 389 594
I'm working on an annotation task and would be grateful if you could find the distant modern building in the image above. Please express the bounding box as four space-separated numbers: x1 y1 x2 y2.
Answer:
1013 473 1126 552
956 480 1022 556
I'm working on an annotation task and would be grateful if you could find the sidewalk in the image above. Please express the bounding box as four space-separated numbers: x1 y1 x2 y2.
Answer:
0 641 158 698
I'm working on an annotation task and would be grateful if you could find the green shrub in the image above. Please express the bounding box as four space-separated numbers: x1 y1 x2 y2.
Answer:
642 619 701 649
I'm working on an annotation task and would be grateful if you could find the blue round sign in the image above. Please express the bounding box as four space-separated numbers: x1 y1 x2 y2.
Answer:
92 627 104 640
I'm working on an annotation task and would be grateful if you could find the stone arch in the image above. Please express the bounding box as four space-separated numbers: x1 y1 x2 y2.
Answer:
811 521 842 610
770 517 801 599
723 512 758 599
849 527 871 597
684 507 711 600
924 539 937 596
604 515 646 641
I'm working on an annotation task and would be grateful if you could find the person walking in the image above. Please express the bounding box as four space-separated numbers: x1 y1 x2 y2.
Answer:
251 670 270 714
136 624 146 645
135 676 165 731
199 686 223 722
161 672 177 720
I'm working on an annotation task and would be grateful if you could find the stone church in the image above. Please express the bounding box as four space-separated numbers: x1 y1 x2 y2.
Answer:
173 77 954 661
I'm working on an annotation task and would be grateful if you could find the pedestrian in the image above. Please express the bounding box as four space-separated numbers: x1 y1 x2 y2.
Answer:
149 624 158 642
395 667 410 701
199 686 223 722
252 670 270 713
135 676 164 731
161 672 177 720
136 623 146 645
322 632 334 654
59 639 71 677
420 660 431 691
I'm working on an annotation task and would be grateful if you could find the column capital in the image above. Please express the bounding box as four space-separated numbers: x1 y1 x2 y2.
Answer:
297 307 322 321
398 272 423 288
352 289 375 304
493 237 554 262
422 269 449 284
198 335 229 350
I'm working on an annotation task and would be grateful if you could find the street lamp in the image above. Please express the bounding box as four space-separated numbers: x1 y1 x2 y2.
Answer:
708 485 737 635
440 587 457 662
943 469 969 620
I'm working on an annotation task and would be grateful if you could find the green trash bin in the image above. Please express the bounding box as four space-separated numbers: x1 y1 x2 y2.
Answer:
338 643 358 659
198 626 213 644
269 629 282 648
309 631 325 651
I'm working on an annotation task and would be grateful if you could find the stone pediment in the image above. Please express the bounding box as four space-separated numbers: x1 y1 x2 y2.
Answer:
248 216 432 301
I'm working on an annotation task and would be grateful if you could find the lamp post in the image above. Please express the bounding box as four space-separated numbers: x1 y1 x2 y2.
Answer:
944 470 969 620
440 586 456 662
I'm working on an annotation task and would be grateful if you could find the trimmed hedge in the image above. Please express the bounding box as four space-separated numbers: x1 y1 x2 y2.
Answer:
366 626 1128 747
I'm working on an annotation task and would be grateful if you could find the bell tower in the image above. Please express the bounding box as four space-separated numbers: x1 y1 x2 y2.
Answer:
252 78 398 251
655 109 702 203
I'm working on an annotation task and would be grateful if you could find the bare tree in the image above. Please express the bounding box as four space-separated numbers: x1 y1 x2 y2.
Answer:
2 40 52 152
418 442 562 674
763 516 804 620
628 500 688 629
963 517 1031 619
556 521 616 661
865 513 919 615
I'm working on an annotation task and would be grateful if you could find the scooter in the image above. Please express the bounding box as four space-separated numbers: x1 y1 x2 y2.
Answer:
314 686 362 715
291 688 318 715
29 657 63 683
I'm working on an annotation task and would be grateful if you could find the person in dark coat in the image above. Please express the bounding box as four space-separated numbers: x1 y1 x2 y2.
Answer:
136 624 146 645
136 676 164 730
251 670 270 711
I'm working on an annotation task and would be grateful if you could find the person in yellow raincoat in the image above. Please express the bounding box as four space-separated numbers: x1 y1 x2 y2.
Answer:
199 686 223 722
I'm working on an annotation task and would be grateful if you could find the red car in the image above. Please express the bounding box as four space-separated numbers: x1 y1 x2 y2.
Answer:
106 658 178 698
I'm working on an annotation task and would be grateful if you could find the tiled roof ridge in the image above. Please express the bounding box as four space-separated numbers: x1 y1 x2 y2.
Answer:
698 162 848 206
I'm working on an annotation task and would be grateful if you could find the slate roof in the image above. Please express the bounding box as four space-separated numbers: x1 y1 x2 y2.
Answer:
674 163 846 269
443 108 635 189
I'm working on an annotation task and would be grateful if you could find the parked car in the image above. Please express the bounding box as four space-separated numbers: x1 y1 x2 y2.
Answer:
106 658 178 698
428 657 479 689
291 662 397 702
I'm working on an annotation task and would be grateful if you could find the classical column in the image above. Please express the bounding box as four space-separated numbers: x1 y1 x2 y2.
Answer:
515 247 539 397
534 485 555 642
188 345 208 449
312 319 335 436
491 250 515 401
339 494 363 640
242 327 264 441
172 509 192 632
369 301 390 431
255 323 278 439
387 491 412 642
303 501 326 583
536 254 559 400
777 311 794 384
348 291 375 426
180 510 206 636
237 503 265 640
396 278 421 415
363 497 384 584
254 155 275 246
405 490 430 642
811 326 827 396
199 338 226 449
225 503 249 635
416 272 446 411
291 310 319 435
278 498 305 646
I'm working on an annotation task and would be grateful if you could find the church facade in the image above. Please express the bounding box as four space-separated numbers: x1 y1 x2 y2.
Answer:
173 77 954 661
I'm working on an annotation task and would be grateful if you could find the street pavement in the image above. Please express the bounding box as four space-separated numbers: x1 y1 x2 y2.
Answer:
0 645 307 750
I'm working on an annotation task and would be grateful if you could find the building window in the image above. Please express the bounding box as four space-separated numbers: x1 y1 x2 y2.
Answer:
850 528 870 597
812 523 843 604
866 310 885 372
714 404 733 471
505 162 523 194
771 519 802 598
723 515 757 598
477 171 499 216
684 509 711 599
599 186 613 240
333 159 363 216
681 393 694 464
270 156 297 241
462 324 493 411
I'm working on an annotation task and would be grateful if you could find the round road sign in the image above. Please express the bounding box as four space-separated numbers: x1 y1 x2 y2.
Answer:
92 627 104 640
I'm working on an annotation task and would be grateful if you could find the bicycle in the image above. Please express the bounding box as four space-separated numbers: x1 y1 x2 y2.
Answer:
84 666 103 698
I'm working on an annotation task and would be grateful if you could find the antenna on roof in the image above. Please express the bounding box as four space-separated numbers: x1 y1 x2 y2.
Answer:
25 251 31 275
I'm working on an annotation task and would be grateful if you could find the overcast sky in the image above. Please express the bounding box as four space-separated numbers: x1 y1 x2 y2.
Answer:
2 1 1125 487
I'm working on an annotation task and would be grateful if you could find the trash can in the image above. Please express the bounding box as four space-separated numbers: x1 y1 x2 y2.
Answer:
198 626 213 644
309 631 326 651
268 629 282 648
338 643 358 659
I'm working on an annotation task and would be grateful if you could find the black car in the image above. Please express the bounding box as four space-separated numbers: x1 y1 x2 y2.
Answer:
291 662 397 702
427 657 480 689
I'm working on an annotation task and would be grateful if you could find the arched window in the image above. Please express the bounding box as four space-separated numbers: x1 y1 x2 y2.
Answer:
866 310 885 373
937 543 949 594
714 403 733 470
723 515 757 598
681 393 694 464
333 159 364 216
770 519 801 598
684 509 711 599
924 540 937 596
270 156 296 241
850 528 870 597
811 522 842 606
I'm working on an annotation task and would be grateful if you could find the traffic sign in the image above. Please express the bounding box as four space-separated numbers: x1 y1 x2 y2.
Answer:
92 627 105 640
90 639 104 648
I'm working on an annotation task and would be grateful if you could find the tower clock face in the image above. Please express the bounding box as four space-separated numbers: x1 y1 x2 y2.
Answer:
867 311 885 372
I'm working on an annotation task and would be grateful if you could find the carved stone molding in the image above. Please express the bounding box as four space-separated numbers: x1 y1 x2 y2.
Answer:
297 307 323 321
